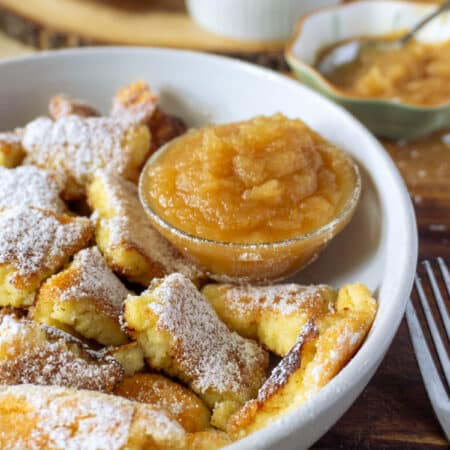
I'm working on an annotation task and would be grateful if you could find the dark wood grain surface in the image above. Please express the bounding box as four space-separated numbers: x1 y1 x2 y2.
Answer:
313 130 450 450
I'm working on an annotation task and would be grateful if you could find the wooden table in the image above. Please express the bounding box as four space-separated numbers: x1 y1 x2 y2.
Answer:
0 8 449 448
314 131 450 449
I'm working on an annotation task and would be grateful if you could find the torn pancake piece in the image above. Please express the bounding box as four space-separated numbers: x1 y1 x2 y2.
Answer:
123 273 269 430
101 341 145 376
0 313 123 392
0 129 25 168
0 384 187 450
185 429 232 450
22 115 150 199
111 80 159 126
110 81 187 152
227 283 377 438
115 373 211 433
0 206 93 308
33 246 130 346
48 94 100 120
202 282 336 355
87 170 205 286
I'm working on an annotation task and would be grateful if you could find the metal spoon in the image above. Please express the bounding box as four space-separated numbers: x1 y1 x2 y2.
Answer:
317 0 450 75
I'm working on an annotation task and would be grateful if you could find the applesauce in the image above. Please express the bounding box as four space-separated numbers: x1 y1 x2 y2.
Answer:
318 37 450 106
142 114 357 244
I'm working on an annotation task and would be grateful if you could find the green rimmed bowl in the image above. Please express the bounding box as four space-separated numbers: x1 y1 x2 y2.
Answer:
285 0 450 139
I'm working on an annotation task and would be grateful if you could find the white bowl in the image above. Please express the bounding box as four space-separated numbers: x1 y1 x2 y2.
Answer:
186 0 341 41
0 48 417 449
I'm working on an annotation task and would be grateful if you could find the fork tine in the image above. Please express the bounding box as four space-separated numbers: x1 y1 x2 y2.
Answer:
406 301 450 441
415 276 450 387
437 257 450 300
424 260 450 340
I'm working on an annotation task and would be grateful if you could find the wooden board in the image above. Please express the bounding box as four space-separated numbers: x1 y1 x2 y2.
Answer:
0 29 32 57
0 0 286 52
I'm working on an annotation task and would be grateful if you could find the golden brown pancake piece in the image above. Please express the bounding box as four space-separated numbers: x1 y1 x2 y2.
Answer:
202 283 336 355
116 373 211 433
22 115 150 199
33 246 130 346
123 273 269 430
48 94 100 120
227 283 377 438
87 170 205 286
0 384 187 450
110 81 187 152
0 206 93 308
111 80 159 126
101 341 145 376
0 129 25 167
0 313 123 392
185 430 232 450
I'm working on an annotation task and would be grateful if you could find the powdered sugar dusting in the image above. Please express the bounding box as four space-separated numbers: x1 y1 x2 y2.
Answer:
222 284 335 315
1 384 134 450
110 80 158 126
134 404 187 445
0 207 91 280
22 116 142 187
0 314 123 392
147 273 267 397
56 246 130 315
0 166 65 212
95 170 204 281
0 384 186 449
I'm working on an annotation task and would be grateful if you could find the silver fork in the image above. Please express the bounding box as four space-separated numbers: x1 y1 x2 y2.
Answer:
406 257 450 441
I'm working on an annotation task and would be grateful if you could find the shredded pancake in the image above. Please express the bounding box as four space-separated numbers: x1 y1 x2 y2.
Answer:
202 283 336 355
227 284 377 438
0 129 25 168
33 246 130 346
0 206 93 307
88 170 205 286
22 115 150 199
116 373 211 433
123 273 269 430
0 384 187 450
101 341 145 376
0 313 123 392
110 81 187 152
48 94 100 120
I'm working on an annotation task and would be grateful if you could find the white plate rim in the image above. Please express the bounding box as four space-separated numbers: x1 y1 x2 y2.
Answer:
0 47 418 449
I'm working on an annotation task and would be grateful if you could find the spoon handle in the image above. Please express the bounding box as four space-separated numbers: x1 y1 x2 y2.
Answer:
400 0 450 46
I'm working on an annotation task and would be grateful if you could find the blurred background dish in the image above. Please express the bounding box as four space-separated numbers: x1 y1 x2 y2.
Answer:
286 0 450 139
186 0 341 41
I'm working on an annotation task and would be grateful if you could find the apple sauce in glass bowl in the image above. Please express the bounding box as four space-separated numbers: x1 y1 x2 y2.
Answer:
139 114 361 283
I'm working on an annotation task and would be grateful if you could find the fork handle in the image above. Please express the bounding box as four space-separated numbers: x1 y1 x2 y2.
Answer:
400 0 450 46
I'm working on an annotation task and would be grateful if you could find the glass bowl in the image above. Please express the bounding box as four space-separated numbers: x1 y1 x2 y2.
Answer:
139 138 361 284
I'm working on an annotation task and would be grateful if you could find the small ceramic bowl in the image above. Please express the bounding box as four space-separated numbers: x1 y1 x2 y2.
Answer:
285 1 450 139
186 0 341 41
139 138 361 284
